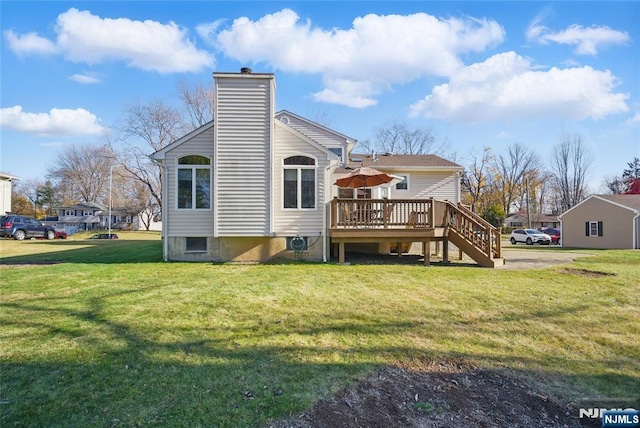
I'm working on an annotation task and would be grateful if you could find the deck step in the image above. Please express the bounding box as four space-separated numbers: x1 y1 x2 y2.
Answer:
448 229 501 268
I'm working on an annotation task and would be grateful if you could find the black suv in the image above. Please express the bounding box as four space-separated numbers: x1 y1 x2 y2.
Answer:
0 215 56 240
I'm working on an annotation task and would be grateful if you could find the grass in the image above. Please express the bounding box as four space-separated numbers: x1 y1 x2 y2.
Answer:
1 234 639 427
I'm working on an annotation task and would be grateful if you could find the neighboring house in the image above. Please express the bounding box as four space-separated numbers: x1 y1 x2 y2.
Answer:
504 211 559 229
559 194 640 249
150 68 483 264
46 202 135 232
0 172 19 215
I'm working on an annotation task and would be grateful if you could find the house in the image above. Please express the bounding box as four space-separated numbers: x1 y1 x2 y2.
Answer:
1 172 19 215
151 68 502 266
46 202 135 233
504 211 559 229
559 194 640 249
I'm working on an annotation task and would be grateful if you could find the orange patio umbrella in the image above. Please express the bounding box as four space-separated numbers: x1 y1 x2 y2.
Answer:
334 166 396 188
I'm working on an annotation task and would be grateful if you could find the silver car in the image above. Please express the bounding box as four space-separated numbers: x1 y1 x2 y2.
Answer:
509 229 552 245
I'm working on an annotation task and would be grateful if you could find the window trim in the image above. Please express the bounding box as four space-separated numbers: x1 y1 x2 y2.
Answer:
587 220 603 237
176 155 212 210
282 155 317 210
395 174 409 191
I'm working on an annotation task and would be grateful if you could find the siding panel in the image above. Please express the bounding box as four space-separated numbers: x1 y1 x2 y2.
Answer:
165 127 215 237
273 125 328 236
215 77 273 236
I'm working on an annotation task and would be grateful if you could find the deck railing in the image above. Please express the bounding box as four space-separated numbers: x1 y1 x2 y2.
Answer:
330 197 501 259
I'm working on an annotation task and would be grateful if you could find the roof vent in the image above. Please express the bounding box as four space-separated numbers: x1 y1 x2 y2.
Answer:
240 67 252 74
384 152 394 156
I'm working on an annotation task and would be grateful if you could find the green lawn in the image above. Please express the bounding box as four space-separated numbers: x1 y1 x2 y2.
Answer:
1 235 638 427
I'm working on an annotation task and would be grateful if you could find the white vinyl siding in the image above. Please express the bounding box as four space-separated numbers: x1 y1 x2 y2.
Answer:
215 77 273 236
276 113 345 154
273 125 328 236
164 126 215 237
387 171 459 202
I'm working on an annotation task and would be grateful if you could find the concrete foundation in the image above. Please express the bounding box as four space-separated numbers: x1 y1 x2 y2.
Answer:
166 236 324 262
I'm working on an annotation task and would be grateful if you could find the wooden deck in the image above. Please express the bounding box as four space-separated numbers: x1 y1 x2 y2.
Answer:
329 198 503 267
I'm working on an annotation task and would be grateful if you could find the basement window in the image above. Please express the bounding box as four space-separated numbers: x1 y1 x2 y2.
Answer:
186 237 207 252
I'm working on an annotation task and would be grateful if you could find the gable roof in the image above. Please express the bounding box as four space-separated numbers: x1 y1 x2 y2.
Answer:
274 120 340 160
559 194 640 218
338 153 462 172
597 194 640 211
275 110 356 144
150 121 214 161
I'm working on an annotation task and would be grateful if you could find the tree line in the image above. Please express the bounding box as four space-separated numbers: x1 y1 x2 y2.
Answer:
10 79 638 229
11 80 215 229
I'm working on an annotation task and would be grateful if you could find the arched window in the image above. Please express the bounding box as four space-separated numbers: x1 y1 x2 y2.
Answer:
177 155 211 209
283 156 316 209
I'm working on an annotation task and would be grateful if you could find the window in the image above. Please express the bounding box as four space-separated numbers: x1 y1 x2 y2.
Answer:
338 188 354 198
283 156 316 209
178 155 211 209
396 175 408 190
356 188 371 199
186 237 207 252
586 221 603 237
329 148 343 161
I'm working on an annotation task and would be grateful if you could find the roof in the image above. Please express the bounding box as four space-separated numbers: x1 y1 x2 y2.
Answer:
337 153 462 172
0 172 19 180
597 194 640 211
56 202 107 210
275 109 357 143
559 194 640 218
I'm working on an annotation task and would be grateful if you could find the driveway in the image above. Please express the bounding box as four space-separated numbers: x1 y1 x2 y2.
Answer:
498 247 591 270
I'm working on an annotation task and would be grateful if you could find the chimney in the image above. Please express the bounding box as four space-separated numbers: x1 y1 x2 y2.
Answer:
240 67 252 74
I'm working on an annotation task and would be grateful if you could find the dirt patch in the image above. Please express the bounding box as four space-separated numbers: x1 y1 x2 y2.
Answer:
0 260 61 268
269 361 598 428
559 268 615 278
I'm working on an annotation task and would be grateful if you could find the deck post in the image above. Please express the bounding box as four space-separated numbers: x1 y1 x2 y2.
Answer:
434 240 440 256
338 242 345 264
443 238 449 262
423 239 430 266
331 198 338 228
397 242 402 258
458 248 463 260
429 197 435 227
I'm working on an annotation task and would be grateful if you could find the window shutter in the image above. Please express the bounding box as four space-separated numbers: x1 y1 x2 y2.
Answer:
597 221 603 236
585 222 589 236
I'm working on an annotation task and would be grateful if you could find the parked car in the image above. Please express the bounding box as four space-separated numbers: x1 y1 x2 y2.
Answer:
0 215 56 240
540 228 561 245
55 230 68 239
89 233 119 240
509 228 552 245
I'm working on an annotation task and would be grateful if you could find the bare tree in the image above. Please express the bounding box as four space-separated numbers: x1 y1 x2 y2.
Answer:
47 144 115 204
178 79 215 128
492 143 541 215
14 179 45 217
359 121 448 156
114 100 188 214
461 147 494 212
549 134 593 212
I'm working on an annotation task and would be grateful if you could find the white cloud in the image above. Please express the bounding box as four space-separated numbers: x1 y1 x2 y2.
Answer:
4 30 58 55
629 113 640 124
5 8 214 73
68 73 102 84
527 19 629 55
209 9 505 107
0 106 106 137
410 52 629 122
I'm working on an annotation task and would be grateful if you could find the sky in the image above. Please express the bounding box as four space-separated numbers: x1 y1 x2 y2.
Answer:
1 1 639 192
